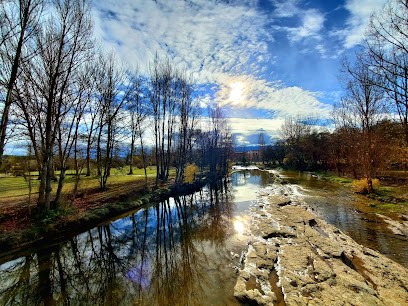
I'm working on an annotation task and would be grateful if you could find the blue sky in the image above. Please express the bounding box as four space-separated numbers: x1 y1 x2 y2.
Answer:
92 0 387 145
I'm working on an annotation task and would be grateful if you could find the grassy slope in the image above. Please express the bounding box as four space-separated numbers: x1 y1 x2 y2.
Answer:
0 167 160 210
0 167 194 254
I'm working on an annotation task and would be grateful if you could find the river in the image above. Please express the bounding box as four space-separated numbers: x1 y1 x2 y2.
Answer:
0 169 407 305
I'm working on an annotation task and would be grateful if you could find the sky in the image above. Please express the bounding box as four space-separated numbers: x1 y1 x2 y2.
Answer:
93 0 387 146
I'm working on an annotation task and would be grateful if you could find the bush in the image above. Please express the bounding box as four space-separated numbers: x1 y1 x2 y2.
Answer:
10 163 25 176
184 163 199 183
353 178 380 194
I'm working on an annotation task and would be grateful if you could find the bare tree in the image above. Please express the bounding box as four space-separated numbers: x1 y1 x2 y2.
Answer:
206 106 231 178
336 56 386 192
14 0 93 209
175 71 199 184
279 115 319 169
258 132 265 164
149 56 178 185
94 53 133 190
54 65 90 205
0 0 43 169
366 0 408 144
280 116 312 142
82 59 98 177
127 70 148 184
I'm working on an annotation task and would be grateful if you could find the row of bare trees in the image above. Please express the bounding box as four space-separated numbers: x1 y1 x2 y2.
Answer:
2 0 95 209
275 116 399 177
149 58 199 185
0 0 232 211
0 0 44 171
334 0 408 192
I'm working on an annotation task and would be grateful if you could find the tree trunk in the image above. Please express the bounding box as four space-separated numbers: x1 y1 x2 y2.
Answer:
72 136 81 203
128 140 134 175
367 177 373 194
54 165 66 207
0 4 29 169
86 138 91 176
139 130 148 187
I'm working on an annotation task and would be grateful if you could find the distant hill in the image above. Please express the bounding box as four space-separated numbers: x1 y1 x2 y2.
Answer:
233 137 279 152
232 130 280 151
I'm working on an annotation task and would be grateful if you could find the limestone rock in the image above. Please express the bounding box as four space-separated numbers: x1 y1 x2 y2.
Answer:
234 193 408 305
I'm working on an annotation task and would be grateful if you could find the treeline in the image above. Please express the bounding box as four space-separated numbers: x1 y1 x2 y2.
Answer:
262 118 405 175
0 0 232 211
271 0 408 193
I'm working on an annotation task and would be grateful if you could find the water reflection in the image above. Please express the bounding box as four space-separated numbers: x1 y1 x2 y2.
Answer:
278 170 408 267
1 169 407 305
0 179 251 305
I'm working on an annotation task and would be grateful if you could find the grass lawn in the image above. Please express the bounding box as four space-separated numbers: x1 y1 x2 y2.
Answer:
0 167 163 210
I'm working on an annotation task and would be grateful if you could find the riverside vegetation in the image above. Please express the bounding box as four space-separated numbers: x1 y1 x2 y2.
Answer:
0 0 232 251
0 166 212 252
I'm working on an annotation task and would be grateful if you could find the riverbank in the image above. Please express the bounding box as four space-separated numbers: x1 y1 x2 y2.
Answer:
234 165 408 218
306 170 408 216
0 176 208 259
234 194 408 305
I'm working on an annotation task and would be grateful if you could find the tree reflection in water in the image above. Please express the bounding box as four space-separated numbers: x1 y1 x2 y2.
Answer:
0 178 239 305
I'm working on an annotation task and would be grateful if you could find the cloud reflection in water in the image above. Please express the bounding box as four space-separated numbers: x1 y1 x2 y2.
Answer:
126 259 152 289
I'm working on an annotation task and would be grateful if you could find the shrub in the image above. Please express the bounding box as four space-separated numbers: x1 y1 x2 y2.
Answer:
353 178 380 194
10 163 25 176
184 163 199 183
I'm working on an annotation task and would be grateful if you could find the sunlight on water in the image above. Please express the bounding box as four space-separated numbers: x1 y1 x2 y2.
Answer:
234 220 245 234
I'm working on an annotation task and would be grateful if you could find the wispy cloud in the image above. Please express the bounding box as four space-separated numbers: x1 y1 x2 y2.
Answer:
286 9 325 42
271 0 325 42
215 75 330 117
93 0 271 82
335 0 387 48
272 0 300 17
93 0 331 119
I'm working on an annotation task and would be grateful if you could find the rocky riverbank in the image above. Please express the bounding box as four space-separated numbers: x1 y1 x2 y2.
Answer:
234 194 408 305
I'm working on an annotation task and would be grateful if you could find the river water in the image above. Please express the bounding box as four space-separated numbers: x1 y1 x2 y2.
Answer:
0 169 407 305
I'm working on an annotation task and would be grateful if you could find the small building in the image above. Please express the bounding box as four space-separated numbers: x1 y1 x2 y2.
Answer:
232 149 260 162
247 150 260 162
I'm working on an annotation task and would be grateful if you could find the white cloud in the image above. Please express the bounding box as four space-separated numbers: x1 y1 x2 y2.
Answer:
92 0 331 119
286 9 325 42
93 0 271 83
271 1 325 42
339 0 388 48
214 75 330 117
229 117 285 137
271 0 300 18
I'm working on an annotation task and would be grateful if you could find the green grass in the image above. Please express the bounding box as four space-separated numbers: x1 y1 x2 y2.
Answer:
359 185 408 215
368 202 408 214
367 186 406 203
14 166 159 177
313 171 353 184
330 177 353 184
0 166 204 251
0 167 162 208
